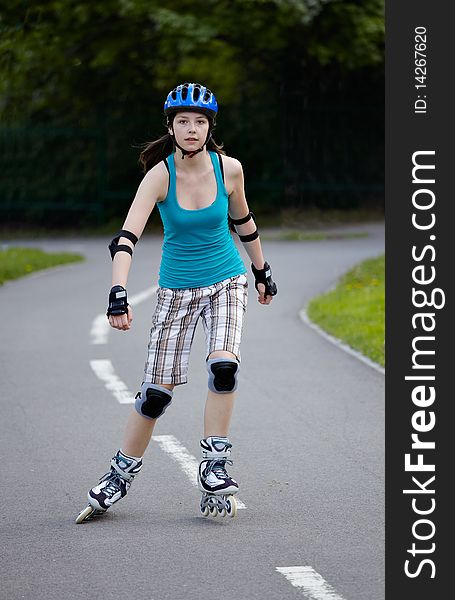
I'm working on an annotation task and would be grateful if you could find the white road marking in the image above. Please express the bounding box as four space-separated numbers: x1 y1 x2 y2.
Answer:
153 434 247 509
276 566 346 600
90 314 110 345
299 307 385 375
90 359 135 404
90 285 157 344
129 286 158 306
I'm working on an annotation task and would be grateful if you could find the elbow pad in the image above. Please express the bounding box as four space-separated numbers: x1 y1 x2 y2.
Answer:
228 212 259 242
108 229 138 260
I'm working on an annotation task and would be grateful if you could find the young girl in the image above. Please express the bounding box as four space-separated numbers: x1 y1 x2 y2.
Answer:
76 82 277 523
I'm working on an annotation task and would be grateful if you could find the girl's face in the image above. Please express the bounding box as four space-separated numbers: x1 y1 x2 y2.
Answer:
170 112 210 151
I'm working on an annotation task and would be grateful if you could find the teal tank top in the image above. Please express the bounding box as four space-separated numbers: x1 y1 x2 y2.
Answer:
156 151 246 289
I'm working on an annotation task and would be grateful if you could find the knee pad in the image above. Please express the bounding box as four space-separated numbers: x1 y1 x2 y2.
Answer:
206 358 239 393
135 383 173 420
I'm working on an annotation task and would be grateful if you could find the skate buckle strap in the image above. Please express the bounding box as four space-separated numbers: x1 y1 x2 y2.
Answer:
110 459 135 482
201 449 232 460
201 440 232 461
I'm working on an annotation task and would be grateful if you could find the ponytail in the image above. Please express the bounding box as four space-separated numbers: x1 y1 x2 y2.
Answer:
207 138 226 156
138 134 174 174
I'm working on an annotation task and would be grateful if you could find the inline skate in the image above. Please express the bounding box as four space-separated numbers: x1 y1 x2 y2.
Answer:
76 449 142 523
198 436 238 518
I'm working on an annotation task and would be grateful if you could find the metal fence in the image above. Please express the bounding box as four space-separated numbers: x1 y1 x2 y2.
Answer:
0 126 106 226
0 105 383 226
280 104 384 208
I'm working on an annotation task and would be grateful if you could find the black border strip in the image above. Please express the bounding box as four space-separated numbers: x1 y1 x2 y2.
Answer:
386 1 452 596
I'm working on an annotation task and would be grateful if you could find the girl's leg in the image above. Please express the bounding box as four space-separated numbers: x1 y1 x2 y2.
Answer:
201 275 248 439
199 350 240 512
204 351 236 438
122 383 175 457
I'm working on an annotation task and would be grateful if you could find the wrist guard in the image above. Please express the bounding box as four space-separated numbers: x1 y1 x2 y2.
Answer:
107 285 128 316
251 262 278 297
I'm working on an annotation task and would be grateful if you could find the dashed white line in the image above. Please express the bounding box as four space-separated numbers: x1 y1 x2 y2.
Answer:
88 285 355 589
276 566 346 600
90 314 110 345
90 359 135 404
129 286 158 306
153 434 247 509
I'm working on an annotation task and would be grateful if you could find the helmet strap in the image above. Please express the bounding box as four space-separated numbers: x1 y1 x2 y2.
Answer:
170 130 213 160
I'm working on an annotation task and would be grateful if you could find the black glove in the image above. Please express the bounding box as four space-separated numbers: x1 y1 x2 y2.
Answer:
251 262 277 298
106 285 129 316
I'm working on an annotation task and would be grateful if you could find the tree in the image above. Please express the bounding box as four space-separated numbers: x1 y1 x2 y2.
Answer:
1 0 384 123
0 0 384 221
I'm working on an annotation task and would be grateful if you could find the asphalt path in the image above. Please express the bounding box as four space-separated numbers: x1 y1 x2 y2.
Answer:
0 223 384 600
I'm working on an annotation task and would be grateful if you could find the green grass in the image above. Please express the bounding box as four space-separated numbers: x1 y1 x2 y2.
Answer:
0 247 84 285
307 255 384 366
259 206 385 228
262 231 368 242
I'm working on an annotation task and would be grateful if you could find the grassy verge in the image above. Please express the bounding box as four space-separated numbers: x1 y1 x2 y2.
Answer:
307 255 384 367
0 247 84 285
259 206 384 229
262 231 368 242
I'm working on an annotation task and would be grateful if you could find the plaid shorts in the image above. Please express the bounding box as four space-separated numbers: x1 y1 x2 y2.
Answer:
143 274 248 386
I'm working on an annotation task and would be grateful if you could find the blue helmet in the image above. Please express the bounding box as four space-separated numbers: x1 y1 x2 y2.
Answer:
164 83 218 119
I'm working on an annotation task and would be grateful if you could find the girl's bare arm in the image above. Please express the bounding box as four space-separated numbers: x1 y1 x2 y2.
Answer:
226 158 265 269
226 157 273 305
111 161 168 287
109 161 168 330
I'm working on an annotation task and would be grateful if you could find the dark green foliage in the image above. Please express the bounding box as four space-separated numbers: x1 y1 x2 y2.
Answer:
0 1 384 225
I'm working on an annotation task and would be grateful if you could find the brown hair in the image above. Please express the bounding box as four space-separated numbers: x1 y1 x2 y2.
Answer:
138 114 225 174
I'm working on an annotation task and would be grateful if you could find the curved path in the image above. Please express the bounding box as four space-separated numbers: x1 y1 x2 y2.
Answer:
0 223 384 600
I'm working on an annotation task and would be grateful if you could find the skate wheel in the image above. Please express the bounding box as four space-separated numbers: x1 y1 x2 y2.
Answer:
75 505 95 524
225 495 237 518
200 503 210 517
219 507 227 517
209 505 218 517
